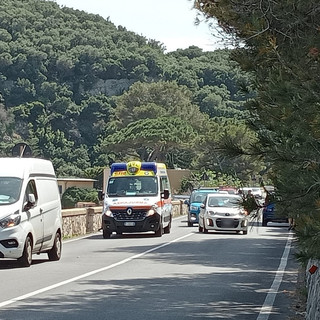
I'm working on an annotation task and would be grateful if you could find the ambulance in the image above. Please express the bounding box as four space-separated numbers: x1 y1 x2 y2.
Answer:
101 161 172 238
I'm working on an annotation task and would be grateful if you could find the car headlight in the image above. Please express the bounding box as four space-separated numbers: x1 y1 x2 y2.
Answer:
240 210 248 216
0 213 21 229
207 211 216 216
190 205 198 211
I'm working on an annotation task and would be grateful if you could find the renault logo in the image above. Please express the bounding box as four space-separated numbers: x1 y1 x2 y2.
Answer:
127 208 133 215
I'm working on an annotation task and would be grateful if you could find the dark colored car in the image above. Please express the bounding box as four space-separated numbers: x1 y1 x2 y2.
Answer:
262 197 288 226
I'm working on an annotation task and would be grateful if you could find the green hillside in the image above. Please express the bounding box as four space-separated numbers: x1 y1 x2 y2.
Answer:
0 0 258 182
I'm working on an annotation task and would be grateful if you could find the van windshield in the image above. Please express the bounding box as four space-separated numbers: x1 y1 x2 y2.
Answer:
0 177 22 205
107 176 158 197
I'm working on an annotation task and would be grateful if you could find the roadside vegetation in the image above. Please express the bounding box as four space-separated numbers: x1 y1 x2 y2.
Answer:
0 0 318 259
0 0 260 182
194 0 320 260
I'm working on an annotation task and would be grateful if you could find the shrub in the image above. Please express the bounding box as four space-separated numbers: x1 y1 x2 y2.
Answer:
61 186 99 209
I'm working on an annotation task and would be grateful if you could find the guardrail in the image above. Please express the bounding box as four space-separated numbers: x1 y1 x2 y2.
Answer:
62 200 188 238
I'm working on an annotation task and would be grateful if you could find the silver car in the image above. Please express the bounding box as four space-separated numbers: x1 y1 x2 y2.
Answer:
198 193 249 235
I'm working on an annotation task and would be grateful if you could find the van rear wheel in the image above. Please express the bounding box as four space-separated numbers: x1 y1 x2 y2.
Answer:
48 232 62 261
18 236 32 267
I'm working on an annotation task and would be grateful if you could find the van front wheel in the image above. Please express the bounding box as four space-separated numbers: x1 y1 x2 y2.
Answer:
48 232 62 261
18 236 32 267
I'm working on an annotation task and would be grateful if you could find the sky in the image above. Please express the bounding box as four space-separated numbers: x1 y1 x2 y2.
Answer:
52 0 224 52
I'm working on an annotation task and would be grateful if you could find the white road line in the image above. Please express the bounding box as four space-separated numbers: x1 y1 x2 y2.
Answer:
256 233 293 320
0 233 193 308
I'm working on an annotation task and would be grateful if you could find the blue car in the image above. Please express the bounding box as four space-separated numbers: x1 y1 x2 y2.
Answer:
262 202 288 226
185 188 219 226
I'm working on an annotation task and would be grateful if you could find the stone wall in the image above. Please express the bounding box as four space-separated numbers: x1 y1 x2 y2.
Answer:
62 200 188 238
62 207 88 238
306 259 320 320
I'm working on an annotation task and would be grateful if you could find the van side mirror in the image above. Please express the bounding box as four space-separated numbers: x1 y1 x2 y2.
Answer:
24 193 36 211
98 190 105 201
161 189 169 200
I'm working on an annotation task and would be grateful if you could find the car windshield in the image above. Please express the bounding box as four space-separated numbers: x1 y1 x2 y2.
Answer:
107 176 158 197
190 190 217 203
208 196 241 208
0 177 22 205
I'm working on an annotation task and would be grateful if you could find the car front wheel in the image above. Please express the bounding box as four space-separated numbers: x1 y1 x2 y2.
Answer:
203 219 208 233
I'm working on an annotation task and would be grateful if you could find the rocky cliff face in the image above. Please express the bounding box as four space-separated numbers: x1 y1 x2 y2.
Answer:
87 79 135 96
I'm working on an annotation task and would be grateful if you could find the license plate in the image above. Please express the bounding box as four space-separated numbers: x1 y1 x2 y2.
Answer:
124 222 135 227
221 219 234 227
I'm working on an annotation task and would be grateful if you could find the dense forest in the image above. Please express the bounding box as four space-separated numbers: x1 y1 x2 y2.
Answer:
0 0 262 187
195 0 320 259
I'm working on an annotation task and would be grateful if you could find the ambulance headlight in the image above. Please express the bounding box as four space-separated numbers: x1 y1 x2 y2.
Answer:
146 208 156 217
146 205 158 217
104 209 113 217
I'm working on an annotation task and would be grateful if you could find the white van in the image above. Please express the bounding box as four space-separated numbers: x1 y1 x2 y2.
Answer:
102 161 172 238
0 157 62 267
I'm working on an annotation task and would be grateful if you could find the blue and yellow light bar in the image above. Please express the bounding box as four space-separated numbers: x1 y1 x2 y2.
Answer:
110 161 158 176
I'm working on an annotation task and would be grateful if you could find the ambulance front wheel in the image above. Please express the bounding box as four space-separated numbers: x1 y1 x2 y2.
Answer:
155 223 163 237
164 217 172 234
103 229 111 239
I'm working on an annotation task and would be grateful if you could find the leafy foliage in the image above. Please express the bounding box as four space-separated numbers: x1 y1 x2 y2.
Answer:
0 0 260 189
195 0 320 258
180 169 242 193
61 187 99 209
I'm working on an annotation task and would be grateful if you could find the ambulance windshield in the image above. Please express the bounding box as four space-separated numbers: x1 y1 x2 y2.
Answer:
107 176 158 197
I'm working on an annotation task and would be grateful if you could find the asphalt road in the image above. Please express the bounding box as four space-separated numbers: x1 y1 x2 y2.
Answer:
0 215 299 320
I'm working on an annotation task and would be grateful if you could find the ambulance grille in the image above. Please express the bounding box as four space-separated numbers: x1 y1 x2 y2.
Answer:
113 209 148 221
